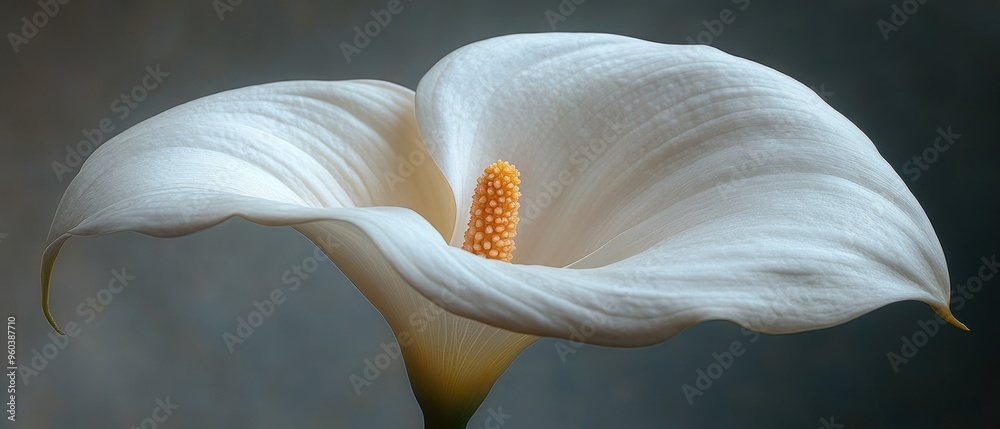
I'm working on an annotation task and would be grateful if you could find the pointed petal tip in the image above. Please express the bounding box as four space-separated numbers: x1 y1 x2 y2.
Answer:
44 306 66 336
41 238 68 336
934 305 969 331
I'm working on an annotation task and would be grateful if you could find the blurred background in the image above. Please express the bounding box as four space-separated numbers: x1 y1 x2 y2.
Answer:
2 0 998 427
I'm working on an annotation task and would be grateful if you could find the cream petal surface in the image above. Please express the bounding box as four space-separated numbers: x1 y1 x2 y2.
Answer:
46 80 455 242
404 33 959 345
44 34 960 355
43 80 457 331
41 80 535 424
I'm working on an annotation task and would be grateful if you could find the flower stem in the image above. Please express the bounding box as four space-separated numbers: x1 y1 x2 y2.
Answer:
421 409 471 429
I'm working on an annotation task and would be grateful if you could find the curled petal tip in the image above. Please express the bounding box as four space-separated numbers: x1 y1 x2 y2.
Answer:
934 306 969 331
42 240 68 336
42 276 65 335
43 303 65 335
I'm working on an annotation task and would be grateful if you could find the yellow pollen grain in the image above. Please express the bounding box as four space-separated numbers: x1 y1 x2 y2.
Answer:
462 160 520 263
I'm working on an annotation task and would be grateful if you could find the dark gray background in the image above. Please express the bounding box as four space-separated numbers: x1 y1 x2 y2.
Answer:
2 0 997 428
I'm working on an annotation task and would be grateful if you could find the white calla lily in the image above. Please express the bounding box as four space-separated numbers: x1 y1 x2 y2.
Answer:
42 33 963 427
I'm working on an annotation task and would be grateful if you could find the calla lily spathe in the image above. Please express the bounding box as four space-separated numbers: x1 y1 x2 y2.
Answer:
42 33 962 426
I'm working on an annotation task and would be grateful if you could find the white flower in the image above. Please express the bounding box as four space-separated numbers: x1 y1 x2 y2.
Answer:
41 33 963 427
